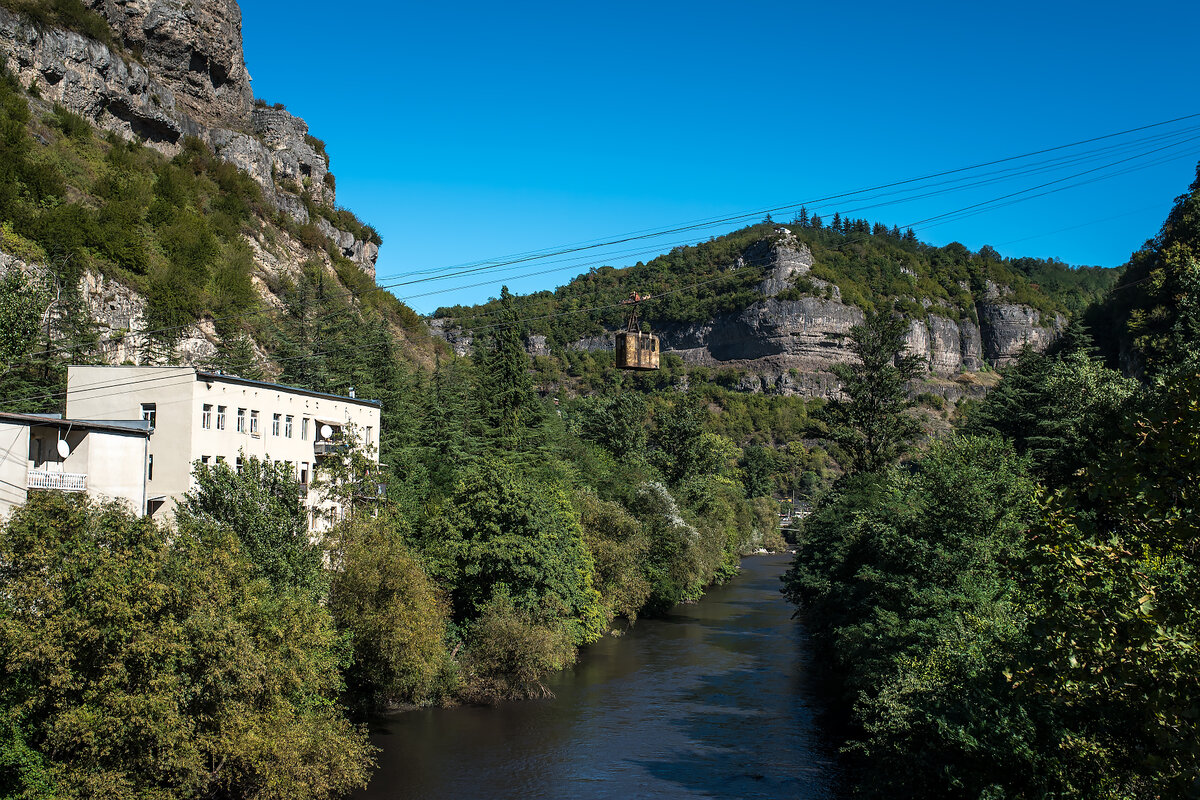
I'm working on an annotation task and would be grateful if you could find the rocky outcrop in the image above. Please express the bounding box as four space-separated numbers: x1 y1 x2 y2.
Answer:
978 302 1065 364
0 251 217 365
753 230 814 295
0 1 378 275
87 0 253 127
316 218 378 279
0 6 182 145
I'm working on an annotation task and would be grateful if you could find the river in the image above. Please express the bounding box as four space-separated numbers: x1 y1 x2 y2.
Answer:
357 553 837 799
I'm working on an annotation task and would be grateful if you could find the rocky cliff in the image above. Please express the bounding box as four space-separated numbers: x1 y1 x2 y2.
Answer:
0 0 377 275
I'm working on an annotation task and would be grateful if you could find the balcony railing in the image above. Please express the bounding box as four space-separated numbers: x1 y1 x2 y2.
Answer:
28 470 87 492
313 441 349 457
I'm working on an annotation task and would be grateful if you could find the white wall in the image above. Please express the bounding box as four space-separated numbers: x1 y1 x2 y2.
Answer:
86 429 147 516
0 422 30 521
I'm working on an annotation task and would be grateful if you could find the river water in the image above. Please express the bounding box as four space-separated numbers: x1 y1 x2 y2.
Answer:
357 554 837 799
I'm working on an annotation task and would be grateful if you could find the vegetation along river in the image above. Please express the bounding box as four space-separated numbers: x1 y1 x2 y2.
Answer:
358 553 837 799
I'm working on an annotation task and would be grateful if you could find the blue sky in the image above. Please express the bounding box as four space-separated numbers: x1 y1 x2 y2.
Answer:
239 0 1200 313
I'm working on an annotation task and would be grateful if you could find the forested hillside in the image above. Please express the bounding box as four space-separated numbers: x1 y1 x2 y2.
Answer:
782 165 1200 798
437 217 1118 343
0 62 432 416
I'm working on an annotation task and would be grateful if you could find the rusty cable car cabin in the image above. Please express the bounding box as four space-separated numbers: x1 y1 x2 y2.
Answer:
615 292 660 370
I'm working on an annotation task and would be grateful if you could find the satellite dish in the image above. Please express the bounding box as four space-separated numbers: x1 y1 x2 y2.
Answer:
320 424 333 440
56 439 71 459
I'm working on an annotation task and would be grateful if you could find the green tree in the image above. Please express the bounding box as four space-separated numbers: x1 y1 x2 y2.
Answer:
740 444 778 499
822 311 925 473
1095 163 1200 377
1015 370 1200 798
0 269 46 378
651 393 709 483
577 392 648 460
782 436 1038 798
574 490 652 625
328 511 452 708
180 456 323 594
0 493 373 800
965 344 1135 485
425 459 605 646
476 286 544 447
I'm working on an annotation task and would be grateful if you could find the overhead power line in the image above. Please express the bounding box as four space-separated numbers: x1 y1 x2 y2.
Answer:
5 112 1198 377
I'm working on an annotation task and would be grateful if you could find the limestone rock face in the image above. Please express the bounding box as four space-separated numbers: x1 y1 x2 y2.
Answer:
0 6 182 147
978 302 1064 364
433 231 1064 400
753 229 814 295
0 253 217 365
252 107 333 206
87 0 253 127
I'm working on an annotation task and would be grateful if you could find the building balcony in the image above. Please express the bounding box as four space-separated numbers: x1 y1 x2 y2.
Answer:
313 441 349 457
355 482 388 501
28 470 87 492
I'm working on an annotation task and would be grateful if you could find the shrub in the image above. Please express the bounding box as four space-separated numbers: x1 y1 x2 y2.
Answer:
460 595 577 703
0 492 374 799
0 0 118 51
45 104 91 140
329 512 454 707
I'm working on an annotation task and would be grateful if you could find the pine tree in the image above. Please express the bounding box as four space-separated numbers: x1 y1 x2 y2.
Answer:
832 212 842 233
821 312 925 473
212 333 263 380
476 286 544 450
798 207 809 227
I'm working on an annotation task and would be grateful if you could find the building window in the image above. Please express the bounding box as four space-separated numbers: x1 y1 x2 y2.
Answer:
300 462 309 485
217 406 226 430
250 410 259 435
140 403 157 429
201 455 210 465
202 404 212 429
301 417 309 441
236 456 243 474
285 415 294 438
365 426 373 447
147 453 154 481
237 408 246 433
272 413 281 436
216 455 225 464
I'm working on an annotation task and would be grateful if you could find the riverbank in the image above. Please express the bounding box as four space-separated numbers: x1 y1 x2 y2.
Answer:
357 554 839 799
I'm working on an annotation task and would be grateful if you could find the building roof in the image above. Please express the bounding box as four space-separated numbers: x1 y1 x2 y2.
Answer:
194 370 382 408
67 365 382 409
0 412 152 436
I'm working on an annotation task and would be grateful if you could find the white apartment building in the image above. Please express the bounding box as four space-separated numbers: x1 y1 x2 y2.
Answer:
0 411 151 521
65 366 381 531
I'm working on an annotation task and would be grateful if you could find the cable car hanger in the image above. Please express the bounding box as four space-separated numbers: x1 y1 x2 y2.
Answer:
615 292 660 371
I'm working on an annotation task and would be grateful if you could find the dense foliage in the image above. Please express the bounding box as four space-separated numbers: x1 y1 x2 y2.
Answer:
783 164 1200 798
0 493 373 800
